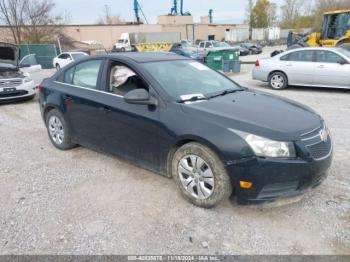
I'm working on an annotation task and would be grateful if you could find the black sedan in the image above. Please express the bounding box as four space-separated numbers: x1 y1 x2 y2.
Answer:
38 53 332 208
240 43 263 55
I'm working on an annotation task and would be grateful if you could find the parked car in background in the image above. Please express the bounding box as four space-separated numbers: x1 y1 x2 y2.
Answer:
170 43 205 62
224 42 250 56
198 40 235 55
0 42 37 103
53 52 88 70
253 47 350 90
170 47 204 62
240 43 263 55
39 53 332 208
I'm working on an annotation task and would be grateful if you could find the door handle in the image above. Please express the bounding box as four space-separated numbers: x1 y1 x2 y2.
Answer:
317 65 325 69
99 106 111 114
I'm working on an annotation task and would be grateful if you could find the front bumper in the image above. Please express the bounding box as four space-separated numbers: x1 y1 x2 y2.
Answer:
0 81 36 103
227 153 332 205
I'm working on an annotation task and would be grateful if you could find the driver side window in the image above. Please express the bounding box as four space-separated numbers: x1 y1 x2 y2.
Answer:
109 63 148 97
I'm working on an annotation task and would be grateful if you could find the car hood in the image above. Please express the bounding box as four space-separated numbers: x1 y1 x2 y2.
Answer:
0 42 19 68
181 90 322 141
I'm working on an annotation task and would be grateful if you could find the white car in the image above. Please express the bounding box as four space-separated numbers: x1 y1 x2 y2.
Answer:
53 52 88 70
197 41 236 55
0 42 38 103
253 47 350 90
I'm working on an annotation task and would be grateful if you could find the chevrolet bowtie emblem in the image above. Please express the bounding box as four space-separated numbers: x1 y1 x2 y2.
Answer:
320 128 328 142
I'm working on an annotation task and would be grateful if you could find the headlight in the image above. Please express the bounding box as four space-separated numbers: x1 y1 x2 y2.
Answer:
229 129 296 158
23 77 33 83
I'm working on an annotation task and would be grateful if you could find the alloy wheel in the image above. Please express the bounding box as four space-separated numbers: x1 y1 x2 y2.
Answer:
178 155 215 200
271 75 285 89
48 116 64 145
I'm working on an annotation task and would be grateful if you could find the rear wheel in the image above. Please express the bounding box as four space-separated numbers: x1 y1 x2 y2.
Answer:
45 109 75 150
172 142 232 208
56 64 60 71
269 72 288 90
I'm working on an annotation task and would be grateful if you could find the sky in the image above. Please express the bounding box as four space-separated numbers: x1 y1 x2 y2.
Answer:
55 0 286 25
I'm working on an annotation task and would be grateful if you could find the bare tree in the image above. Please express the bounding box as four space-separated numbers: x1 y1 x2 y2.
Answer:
280 0 304 29
0 0 26 43
96 4 125 25
267 3 278 26
0 0 66 44
245 0 255 39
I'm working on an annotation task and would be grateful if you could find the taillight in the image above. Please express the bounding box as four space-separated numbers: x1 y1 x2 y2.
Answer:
255 59 260 67
38 83 43 94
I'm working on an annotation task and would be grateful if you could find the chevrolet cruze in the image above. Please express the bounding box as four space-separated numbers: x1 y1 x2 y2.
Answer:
38 53 333 208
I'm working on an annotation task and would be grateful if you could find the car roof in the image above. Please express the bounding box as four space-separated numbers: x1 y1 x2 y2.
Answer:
65 52 88 55
286 47 343 52
97 52 187 63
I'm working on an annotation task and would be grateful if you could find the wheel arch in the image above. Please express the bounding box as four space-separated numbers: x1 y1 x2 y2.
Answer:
43 104 60 122
166 135 227 178
268 70 289 82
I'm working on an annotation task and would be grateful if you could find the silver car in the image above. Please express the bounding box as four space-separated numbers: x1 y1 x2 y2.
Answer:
252 47 350 90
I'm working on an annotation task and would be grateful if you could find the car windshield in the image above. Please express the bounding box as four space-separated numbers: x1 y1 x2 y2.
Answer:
220 42 231 47
71 53 87 60
337 48 350 59
212 41 222 47
143 60 242 101
118 39 125 43
0 62 16 69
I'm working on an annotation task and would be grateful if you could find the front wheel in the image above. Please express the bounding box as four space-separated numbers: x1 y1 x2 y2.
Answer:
46 109 75 150
56 64 61 71
269 72 288 90
172 142 232 208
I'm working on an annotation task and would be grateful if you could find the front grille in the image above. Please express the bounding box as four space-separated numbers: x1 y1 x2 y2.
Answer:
0 90 28 98
300 124 332 161
0 79 23 87
306 137 332 160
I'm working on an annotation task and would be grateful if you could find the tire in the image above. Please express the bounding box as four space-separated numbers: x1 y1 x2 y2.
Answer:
338 42 350 51
56 64 60 71
45 109 75 150
172 142 232 208
269 71 288 90
121 47 126 52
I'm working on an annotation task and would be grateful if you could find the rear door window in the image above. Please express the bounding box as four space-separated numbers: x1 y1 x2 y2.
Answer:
282 51 314 62
59 54 68 59
72 60 103 89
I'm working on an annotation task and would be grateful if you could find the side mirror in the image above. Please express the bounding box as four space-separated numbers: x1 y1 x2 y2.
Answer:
339 60 348 65
124 89 158 106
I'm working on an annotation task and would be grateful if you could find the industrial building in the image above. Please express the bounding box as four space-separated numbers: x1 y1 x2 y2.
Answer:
0 0 248 50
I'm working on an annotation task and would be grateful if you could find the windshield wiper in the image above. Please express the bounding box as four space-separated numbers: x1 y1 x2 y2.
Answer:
177 95 207 103
207 89 243 100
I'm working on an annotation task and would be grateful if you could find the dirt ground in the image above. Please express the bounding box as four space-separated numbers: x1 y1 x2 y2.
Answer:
0 49 349 255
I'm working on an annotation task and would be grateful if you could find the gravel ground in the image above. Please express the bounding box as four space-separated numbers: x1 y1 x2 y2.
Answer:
0 50 349 255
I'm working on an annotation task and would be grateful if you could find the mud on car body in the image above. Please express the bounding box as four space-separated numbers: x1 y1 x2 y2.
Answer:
38 53 333 208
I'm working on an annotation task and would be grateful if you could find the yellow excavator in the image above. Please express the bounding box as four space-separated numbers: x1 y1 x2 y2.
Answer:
288 9 350 50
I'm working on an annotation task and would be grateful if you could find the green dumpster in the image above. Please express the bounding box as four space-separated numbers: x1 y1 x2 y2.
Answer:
206 49 240 72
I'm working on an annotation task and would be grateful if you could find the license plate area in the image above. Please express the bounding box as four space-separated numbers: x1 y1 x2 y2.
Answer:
3 87 16 93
